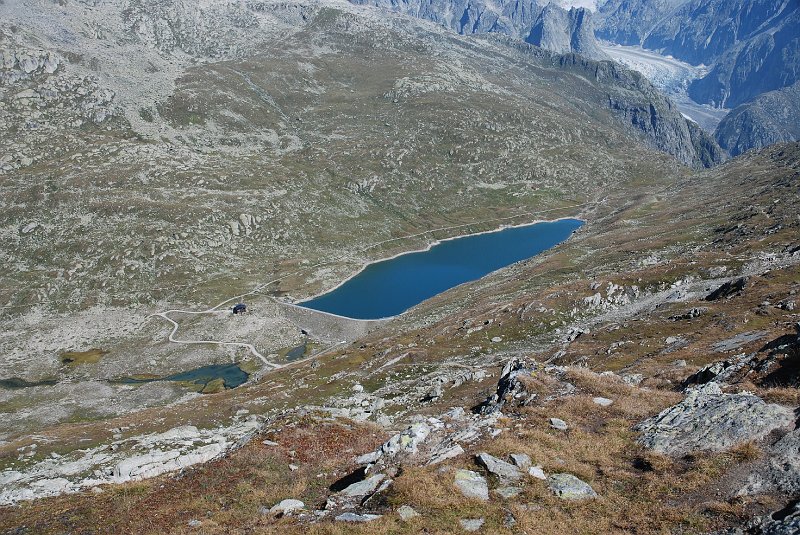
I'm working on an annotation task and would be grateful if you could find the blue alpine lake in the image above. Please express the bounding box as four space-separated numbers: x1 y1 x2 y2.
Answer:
300 218 583 320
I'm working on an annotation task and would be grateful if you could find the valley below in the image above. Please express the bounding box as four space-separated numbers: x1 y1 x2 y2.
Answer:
1 0 799 533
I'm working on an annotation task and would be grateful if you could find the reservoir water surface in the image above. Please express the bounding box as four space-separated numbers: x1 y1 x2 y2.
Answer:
301 218 583 320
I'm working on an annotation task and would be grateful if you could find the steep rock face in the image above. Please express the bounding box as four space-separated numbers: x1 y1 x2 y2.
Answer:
688 7 800 108
348 0 542 38
526 5 608 60
641 0 796 66
596 0 800 109
546 52 724 168
715 82 800 156
350 0 606 59
595 0 690 46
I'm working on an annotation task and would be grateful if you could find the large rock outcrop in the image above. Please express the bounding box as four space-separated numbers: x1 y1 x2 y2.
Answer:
635 383 794 456
526 5 608 61
741 428 800 497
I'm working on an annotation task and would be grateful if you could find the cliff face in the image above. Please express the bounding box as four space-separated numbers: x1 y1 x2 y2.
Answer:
347 0 542 38
715 82 800 156
510 45 725 168
688 7 800 108
595 0 690 46
526 5 608 61
596 0 800 109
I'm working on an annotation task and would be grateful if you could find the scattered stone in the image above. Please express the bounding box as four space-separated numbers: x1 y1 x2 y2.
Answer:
670 307 707 321
262 440 278 447
445 407 467 420
460 518 485 532
382 422 431 457
509 453 531 470
528 465 547 480
188 519 202 528
622 373 644 386
397 505 420 521
269 499 305 516
549 417 568 430
427 443 464 465
494 486 522 498
476 452 522 480
491 336 503 343
547 473 598 500
454 469 489 501
422 382 444 402
335 512 382 522
289 464 299 471
673 360 687 368
636 383 794 455
593 397 613 407
340 474 385 497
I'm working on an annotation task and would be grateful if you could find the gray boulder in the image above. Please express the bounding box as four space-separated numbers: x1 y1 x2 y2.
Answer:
636 383 794 456
509 453 531 470
340 474 385 497
268 498 305 516
476 452 522 480
593 397 613 407
475 358 540 414
549 417 568 430
397 505 420 521
460 518 485 532
742 428 800 496
335 512 382 522
547 473 598 500
454 469 489 501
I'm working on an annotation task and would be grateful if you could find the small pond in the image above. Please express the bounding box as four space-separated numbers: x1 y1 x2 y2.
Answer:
118 363 249 391
300 218 583 319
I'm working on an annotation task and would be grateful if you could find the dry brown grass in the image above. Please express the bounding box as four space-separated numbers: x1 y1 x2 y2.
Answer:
760 386 800 405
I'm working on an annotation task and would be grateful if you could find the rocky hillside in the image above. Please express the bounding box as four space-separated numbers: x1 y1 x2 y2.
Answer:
1 138 798 531
715 82 800 156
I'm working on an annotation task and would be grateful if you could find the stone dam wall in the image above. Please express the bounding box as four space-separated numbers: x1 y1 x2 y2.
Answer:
274 301 389 343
